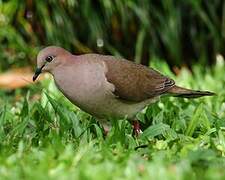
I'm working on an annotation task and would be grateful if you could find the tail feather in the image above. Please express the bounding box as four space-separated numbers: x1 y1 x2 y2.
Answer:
168 85 215 98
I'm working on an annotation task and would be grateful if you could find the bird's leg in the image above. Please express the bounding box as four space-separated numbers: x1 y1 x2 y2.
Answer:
102 124 110 136
132 120 142 136
99 119 111 136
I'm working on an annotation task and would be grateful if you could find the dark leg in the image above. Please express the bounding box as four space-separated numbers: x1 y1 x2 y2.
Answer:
132 120 142 136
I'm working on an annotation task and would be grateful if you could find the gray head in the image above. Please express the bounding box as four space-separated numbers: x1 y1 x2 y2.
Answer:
33 46 71 81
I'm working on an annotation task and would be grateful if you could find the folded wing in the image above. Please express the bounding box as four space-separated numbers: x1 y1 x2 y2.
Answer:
103 56 175 102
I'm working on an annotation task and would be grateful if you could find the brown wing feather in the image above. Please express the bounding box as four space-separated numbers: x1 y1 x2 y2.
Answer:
102 55 175 102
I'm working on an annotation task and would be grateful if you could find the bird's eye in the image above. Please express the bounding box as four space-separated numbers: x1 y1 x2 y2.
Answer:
45 56 54 62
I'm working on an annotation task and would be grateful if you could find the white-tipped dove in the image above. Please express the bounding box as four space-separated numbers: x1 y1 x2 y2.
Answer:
33 46 215 134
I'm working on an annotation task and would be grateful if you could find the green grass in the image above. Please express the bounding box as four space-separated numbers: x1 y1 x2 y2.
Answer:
0 59 225 180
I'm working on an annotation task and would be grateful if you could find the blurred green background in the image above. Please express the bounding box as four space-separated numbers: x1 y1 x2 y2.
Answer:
0 0 224 71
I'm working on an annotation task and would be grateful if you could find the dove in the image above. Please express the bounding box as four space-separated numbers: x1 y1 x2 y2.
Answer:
33 46 215 135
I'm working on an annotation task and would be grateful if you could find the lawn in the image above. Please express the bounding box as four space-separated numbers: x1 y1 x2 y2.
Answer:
0 58 224 180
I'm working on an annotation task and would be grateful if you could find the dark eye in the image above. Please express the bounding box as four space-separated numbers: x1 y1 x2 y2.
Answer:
45 56 54 62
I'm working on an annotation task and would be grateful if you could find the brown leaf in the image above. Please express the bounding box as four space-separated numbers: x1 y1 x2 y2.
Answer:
0 67 44 90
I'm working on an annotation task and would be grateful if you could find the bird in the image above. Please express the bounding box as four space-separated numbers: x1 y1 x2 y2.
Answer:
33 46 215 135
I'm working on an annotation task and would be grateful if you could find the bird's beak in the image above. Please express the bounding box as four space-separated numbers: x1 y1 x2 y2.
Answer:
33 65 44 81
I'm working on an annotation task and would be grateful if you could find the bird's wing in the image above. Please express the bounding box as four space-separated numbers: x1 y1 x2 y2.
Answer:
102 55 175 102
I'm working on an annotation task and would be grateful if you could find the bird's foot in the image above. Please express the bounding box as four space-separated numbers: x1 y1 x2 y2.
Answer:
132 120 142 136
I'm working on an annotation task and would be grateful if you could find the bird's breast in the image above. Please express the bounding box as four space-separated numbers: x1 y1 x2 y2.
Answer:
52 61 115 112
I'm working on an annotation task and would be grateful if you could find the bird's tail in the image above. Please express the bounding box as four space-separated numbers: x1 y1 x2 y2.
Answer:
167 85 215 98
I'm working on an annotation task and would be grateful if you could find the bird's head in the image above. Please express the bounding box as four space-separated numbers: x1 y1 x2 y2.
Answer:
33 46 71 81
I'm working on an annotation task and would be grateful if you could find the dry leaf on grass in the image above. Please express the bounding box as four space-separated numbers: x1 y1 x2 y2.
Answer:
0 67 44 90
